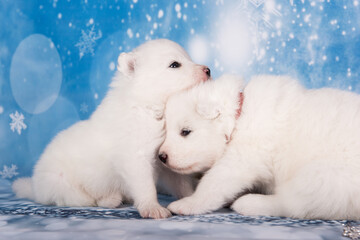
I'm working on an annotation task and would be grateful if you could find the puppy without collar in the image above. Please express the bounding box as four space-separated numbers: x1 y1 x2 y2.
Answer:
12 39 211 219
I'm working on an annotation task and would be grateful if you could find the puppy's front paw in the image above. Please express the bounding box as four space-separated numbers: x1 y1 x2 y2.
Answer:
167 197 205 215
138 204 172 219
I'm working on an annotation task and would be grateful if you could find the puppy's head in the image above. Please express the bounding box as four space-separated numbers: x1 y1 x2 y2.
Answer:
116 39 211 100
159 75 245 174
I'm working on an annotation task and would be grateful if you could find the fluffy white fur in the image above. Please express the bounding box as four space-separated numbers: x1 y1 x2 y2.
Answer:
160 74 360 220
12 39 211 219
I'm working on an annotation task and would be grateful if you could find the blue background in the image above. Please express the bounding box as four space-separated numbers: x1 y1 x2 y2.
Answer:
0 0 359 179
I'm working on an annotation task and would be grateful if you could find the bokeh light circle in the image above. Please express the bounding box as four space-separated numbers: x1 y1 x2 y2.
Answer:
10 34 62 114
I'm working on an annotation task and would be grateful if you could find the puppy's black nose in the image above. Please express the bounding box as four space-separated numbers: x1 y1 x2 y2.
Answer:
158 152 168 164
204 67 211 77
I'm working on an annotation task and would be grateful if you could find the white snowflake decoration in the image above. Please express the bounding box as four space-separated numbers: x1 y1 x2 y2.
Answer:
9 111 27 135
0 164 19 179
75 25 102 59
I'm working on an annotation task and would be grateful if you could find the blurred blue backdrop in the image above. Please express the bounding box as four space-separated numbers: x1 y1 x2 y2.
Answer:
0 0 359 179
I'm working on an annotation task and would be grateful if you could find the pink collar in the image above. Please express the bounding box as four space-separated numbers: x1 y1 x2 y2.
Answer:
235 92 244 119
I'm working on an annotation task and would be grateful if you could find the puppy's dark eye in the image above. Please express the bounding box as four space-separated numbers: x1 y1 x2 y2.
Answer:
169 61 182 68
180 128 191 137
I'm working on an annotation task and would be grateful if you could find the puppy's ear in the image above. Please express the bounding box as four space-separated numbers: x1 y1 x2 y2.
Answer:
196 102 221 120
196 102 236 141
145 104 164 121
117 52 136 77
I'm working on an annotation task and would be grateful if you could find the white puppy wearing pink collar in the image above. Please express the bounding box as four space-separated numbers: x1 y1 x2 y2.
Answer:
159 74 360 220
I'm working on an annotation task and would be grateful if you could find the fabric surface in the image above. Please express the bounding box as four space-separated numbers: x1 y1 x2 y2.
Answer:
0 179 355 240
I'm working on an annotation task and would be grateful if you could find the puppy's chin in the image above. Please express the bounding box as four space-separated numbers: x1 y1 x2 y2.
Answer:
168 162 211 175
